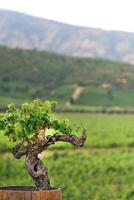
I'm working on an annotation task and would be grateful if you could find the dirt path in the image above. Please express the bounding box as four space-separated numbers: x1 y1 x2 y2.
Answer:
65 85 84 106
71 85 84 101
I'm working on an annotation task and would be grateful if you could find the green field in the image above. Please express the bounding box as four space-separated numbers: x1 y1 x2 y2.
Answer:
1 114 134 200
63 113 134 148
76 87 134 107
0 151 134 200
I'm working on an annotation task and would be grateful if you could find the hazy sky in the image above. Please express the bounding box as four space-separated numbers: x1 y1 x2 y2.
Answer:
0 0 134 32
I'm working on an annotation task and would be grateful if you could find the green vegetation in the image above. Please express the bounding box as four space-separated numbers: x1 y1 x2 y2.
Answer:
0 112 134 199
1 151 134 200
1 46 134 108
1 43 134 197
61 113 134 147
1 114 134 151
0 99 75 143
77 87 134 107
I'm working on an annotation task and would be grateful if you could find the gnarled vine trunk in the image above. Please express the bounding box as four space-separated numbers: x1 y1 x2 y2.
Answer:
25 150 51 190
12 128 87 190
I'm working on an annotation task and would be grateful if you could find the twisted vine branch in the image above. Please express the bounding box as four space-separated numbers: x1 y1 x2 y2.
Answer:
12 128 87 158
44 128 87 149
12 143 28 159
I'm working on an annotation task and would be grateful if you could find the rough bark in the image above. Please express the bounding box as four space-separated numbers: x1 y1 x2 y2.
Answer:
12 143 28 159
25 149 51 190
12 144 51 190
44 128 87 150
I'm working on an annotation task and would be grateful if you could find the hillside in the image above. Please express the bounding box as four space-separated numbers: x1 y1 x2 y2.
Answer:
1 46 134 108
1 10 134 64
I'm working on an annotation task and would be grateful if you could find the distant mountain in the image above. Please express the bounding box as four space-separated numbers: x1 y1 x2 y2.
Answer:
1 45 134 108
1 10 134 64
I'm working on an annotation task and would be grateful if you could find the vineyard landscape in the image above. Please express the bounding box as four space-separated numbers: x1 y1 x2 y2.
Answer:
0 46 134 200
1 10 134 200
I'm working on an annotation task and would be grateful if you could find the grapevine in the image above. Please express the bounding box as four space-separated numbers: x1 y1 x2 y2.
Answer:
0 99 87 190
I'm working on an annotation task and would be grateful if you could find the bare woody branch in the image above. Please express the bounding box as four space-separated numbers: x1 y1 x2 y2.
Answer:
11 129 87 158
44 128 87 149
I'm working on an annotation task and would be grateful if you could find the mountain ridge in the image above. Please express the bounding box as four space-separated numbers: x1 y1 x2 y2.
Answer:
1 9 134 63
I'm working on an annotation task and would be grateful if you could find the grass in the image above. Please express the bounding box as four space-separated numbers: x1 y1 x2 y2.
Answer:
0 151 134 200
